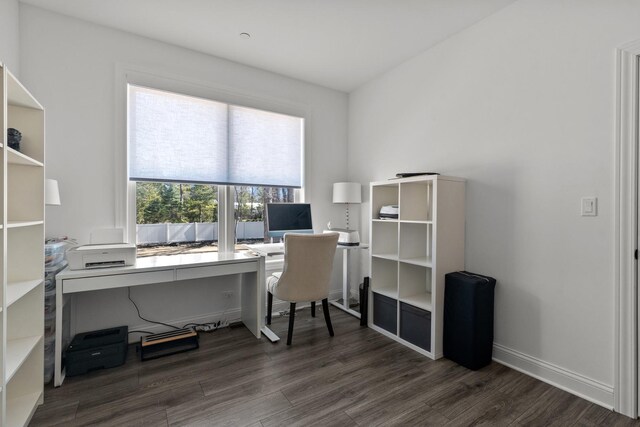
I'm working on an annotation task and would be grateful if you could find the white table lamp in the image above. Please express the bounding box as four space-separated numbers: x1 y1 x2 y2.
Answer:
333 182 361 230
45 179 61 206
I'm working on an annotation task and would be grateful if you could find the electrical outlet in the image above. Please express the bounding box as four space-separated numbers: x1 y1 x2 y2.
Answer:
581 197 597 216
222 291 233 299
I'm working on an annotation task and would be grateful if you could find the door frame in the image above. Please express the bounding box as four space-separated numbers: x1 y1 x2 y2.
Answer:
615 40 639 419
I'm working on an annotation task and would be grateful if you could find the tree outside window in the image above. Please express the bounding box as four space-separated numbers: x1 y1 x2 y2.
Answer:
136 182 295 254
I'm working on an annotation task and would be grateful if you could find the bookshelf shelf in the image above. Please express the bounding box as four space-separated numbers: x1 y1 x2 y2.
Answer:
1 64 45 426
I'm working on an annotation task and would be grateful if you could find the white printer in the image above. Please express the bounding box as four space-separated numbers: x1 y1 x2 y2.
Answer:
379 205 399 219
66 228 137 270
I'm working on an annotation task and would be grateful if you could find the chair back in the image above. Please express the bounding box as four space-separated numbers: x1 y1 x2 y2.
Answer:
274 232 339 302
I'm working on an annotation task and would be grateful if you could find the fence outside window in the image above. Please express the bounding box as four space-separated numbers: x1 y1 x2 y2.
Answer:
137 222 265 245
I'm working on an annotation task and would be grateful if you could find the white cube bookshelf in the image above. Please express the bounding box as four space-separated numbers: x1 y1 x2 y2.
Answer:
369 175 465 358
1 64 45 426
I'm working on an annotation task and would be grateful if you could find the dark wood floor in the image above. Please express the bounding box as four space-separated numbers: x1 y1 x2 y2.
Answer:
31 307 638 427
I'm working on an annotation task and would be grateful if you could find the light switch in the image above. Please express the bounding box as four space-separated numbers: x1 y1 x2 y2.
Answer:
581 197 597 216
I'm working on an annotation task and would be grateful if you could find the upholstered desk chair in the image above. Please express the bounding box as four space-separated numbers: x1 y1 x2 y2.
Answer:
266 232 339 345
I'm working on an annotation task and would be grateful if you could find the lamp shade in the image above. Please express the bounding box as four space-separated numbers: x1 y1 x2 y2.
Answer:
333 182 361 204
45 179 61 206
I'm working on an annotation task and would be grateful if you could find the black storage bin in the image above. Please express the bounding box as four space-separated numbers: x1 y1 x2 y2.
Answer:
373 292 397 334
444 271 496 370
400 302 431 351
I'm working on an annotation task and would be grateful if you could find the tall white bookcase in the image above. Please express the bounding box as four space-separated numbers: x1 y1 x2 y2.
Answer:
369 175 464 359
1 64 45 426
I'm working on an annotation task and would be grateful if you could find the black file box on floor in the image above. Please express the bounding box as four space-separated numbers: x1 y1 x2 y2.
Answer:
444 271 496 370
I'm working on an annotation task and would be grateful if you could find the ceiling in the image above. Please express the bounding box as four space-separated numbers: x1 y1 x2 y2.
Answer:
20 0 516 92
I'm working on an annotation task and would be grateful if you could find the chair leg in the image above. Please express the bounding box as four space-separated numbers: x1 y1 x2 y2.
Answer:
287 302 296 345
267 292 273 325
311 301 316 317
322 298 334 337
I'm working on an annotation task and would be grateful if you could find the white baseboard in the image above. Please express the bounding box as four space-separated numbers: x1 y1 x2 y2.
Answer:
128 307 241 343
328 289 343 302
493 343 614 409
128 290 346 343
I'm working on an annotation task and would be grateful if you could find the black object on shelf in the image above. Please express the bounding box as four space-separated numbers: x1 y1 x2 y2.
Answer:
359 277 369 326
444 271 496 370
7 127 21 151
394 172 440 178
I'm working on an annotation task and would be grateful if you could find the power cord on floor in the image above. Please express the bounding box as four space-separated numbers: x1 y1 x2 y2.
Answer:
183 300 231 332
127 287 181 330
127 286 233 333
183 321 226 332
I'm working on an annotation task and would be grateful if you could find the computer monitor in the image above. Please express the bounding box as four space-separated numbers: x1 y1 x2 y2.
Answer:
265 203 313 240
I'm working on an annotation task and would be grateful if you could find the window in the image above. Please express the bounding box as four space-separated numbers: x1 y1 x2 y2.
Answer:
135 183 296 256
126 83 304 254
128 85 303 187
233 186 295 244
135 182 220 256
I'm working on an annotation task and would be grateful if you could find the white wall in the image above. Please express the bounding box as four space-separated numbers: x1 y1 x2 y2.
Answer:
22 0 634 407
19 5 349 334
0 0 19 73
19 6 349 242
349 0 640 404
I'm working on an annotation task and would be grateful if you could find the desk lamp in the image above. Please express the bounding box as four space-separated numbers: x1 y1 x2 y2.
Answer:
45 178 62 244
330 182 362 245
45 179 61 205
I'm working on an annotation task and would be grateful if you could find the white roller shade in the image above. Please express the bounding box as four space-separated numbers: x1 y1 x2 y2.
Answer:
129 85 228 184
128 85 303 188
229 105 303 187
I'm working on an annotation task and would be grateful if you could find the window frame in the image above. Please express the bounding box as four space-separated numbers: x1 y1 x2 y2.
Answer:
116 65 307 253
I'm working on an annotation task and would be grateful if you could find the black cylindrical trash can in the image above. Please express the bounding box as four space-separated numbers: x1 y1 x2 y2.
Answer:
443 271 496 370
359 277 369 326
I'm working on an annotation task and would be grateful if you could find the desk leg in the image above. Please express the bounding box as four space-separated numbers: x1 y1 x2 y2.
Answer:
343 249 349 308
241 269 261 339
330 249 362 319
241 256 279 341
260 326 280 342
257 256 280 342
54 280 64 387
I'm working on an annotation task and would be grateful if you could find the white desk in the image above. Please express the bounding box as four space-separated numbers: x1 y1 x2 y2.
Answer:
331 244 369 318
54 252 266 387
244 243 285 256
244 242 369 318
